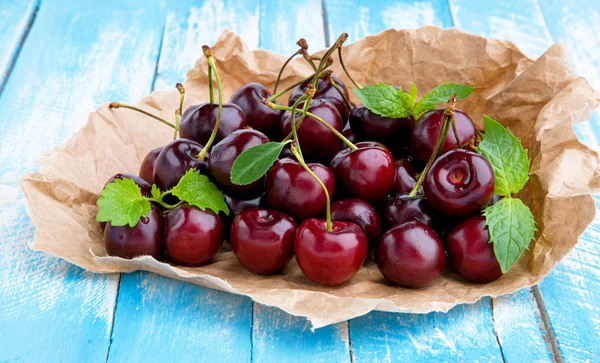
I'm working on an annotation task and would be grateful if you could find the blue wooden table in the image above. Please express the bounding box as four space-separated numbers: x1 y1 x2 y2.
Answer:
1 0 599 361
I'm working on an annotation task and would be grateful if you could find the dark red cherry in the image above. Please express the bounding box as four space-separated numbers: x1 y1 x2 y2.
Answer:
209 129 270 195
424 149 494 216
224 193 267 217
280 98 342 162
153 139 207 191
179 103 247 145
349 105 414 150
265 158 335 220
230 208 297 275
104 173 151 197
104 205 163 259
376 220 445 288
229 83 283 140
164 205 223 266
382 195 437 230
341 122 358 146
393 159 421 195
330 199 382 250
446 215 502 283
295 218 368 286
289 74 350 121
410 108 477 163
278 146 297 161
139 146 163 184
330 141 395 202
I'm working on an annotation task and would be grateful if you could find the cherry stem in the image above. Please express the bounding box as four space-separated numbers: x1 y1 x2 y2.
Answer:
208 65 214 104
147 190 182 210
174 83 185 140
324 70 353 111
268 67 330 102
273 50 301 94
337 47 362 89
477 129 485 140
310 33 348 88
408 94 457 198
108 102 176 129
197 46 222 161
449 112 462 149
289 93 308 161
301 49 318 72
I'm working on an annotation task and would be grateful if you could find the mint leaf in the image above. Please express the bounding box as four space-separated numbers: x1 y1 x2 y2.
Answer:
151 184 161 200
353 83 412 118
96 178 151 227
414 83 474 115
476 116 530 196
484 197 537 273
409 82 417 100
172 169 229 215
231 142 285 186
398 87 416 115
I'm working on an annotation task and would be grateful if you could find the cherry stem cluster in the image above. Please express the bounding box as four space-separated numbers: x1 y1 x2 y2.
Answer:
196 46 223 161
108 102 176 129
408 94 457 198
147 189 183 210
323 69 353 111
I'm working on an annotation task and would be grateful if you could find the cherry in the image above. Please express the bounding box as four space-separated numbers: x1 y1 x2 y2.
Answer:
153 139 207 191
424 149 494 216
164 205 223 266
349 105 414 150
209 129 270 195
382 194 437 230
224 193 267 217
104 173 151 197
139 146 163 184
265 159 335 220
104 205 163 259
393 159 421 195
280 99 342 162
410 108 477 163
295 218 367 286
341 122 358 145
179 103 247 145
445 215 502 283
330 199 381 250
230 208 297 275
329 141 395 202
289 74 350 122
229 83 284 140
376 220 445 288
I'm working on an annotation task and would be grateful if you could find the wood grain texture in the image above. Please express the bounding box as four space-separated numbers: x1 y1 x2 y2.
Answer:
0 0 38 93
0 0 165 361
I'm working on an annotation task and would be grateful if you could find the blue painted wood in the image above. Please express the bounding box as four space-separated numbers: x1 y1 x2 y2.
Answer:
0 0 38 93
0 0 166 361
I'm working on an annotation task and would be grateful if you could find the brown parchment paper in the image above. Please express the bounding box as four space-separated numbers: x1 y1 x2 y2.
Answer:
21 27 600 329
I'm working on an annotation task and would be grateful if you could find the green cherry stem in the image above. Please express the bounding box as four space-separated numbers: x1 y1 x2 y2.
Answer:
174 83 185 140
301 49 318 72
197 46 223 161
337 46 362 89
323 70 353 111
449 112 462 149
289 92 308 160
267 67 330 102
208 65 214 104
108 102 176 129
310 33 348 88
408 94 456 198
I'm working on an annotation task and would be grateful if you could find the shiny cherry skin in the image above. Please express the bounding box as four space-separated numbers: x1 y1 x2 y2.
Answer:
382 195 437 230
179 103 247 145
139 146 163 184
349 105 414 148
280 98 342 162
104 173 152 197
376 220 445 288
330 141 395 202
341 122 358 146
410 108 477 163
446 215 503 283
289 74 350 121
153 139 207 191
424 149 495 216
164 205 224 266
104 205 163 259
230 208 297 275
266 159 335 220
330 199 382 250
295 218 368 286
222 193 267 239
209 129 270 195
229 83 283 140
393 159 421 195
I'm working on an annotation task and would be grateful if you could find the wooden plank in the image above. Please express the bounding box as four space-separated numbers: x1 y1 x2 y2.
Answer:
324 0 453 43
108 1 257 361
0 0 38 94
0 0 166 361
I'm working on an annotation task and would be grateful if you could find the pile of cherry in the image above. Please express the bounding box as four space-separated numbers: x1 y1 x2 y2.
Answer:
98 35 533 288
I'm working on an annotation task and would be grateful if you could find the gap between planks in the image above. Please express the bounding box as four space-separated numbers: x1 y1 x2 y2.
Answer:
531 286 564 362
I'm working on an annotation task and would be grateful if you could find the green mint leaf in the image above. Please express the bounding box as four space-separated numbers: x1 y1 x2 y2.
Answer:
484 197 537 273
230 142 285 186
397 88 416 114
414 82 474 115
409 82 417 100
353 83 412 118
172 169 229 215
476 116 530 196
151 184 161 200
96 178 151 227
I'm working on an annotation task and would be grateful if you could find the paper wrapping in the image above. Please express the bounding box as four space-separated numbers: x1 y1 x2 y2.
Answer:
21 27 600 329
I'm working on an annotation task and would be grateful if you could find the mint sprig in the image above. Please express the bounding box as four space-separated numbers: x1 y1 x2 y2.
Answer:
413 83 474 116
231 142 286 185
477 115 536 273
96 178 151 227
172 170 229 215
